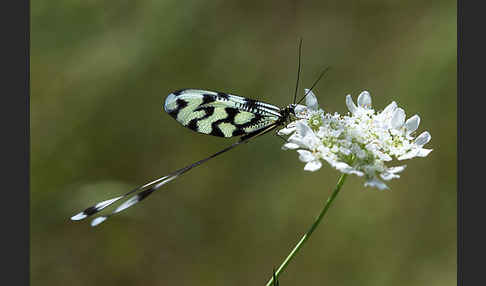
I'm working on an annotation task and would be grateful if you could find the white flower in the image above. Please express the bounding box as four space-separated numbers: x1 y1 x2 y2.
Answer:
281 89 433 190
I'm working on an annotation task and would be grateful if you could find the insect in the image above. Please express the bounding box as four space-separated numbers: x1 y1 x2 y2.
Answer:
71 40 329 226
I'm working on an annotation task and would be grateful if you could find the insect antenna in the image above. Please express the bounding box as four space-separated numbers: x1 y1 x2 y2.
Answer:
296 66 331 105
292 38 303 105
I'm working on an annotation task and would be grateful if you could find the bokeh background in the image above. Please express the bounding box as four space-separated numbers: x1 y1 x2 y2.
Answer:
31 0 456 285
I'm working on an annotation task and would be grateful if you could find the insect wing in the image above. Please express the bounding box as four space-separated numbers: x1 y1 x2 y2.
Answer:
164 89 281 137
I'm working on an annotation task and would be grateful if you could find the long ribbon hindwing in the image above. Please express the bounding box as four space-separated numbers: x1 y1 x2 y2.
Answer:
164 89 282 137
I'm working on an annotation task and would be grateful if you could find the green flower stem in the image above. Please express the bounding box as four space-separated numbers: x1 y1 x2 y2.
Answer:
265 174 347 286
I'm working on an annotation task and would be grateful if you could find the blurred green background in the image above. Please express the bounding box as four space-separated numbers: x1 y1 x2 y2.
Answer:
31 0 456 285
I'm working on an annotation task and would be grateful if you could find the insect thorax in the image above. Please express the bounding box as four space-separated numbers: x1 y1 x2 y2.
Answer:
279 104 297 126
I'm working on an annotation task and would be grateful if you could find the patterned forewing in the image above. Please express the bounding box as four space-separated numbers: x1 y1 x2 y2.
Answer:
164 89 281 137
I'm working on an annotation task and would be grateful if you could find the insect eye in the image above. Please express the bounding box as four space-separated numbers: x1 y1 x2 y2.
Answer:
290 105 296 114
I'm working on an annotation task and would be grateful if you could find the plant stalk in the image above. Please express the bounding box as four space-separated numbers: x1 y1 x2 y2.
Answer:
265 174 347 286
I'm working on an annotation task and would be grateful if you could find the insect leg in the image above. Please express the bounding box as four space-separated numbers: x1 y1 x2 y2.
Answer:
275 133 288 143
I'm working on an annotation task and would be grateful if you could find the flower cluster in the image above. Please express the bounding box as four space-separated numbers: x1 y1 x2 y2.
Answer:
279 89 432 190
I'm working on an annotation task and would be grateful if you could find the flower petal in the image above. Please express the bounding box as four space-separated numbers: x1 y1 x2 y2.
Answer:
331 162 364 176
414 131 431 146
349 170 365 176
333 161 352 172
357 91 372 108
387 165 406 174
364 178 389 190
294 105 309 119
302 131 321 149
288 134 307 147
304 160 322 171
296 120 313 137
391 108 406 129
397 149 419 160
304 89 319 111
297 150 314 162
346 95 358 114
416 148 433 157
380 172 400 181
282 142 299 150
405 115 420 133
382 101 397 114
278 127 296 136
